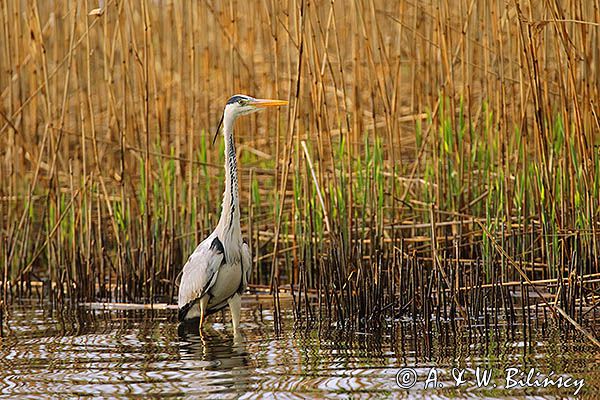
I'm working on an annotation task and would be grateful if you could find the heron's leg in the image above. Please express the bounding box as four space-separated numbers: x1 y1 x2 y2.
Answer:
199 296 209 334
228 293 242 335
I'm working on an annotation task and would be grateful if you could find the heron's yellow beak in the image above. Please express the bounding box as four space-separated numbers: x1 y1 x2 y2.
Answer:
250 98 289 108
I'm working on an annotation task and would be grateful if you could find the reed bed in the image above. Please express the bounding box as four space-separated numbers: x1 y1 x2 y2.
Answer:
1 0 599 342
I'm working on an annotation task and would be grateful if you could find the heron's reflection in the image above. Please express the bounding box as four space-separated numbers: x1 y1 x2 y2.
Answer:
178 319 249 370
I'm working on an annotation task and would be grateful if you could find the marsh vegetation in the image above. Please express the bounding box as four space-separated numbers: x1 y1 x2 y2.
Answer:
1 0 599 347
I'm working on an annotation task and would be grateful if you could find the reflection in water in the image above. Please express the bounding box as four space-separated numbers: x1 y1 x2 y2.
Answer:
0 300 597 398
177 323 251 396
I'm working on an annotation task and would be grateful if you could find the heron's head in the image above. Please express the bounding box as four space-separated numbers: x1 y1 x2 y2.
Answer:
213 94 288 144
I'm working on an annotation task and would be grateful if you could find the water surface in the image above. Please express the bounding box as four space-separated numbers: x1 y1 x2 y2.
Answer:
0 299 597 398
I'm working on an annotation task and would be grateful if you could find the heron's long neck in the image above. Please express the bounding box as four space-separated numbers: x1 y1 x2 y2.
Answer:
216 119 241 236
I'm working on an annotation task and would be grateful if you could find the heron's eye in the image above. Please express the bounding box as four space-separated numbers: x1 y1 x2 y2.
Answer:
238 100 246 106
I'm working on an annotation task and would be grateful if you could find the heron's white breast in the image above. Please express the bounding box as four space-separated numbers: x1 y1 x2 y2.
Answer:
207 259 242 309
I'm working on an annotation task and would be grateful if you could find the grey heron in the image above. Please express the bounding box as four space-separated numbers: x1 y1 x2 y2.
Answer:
178 94 288 335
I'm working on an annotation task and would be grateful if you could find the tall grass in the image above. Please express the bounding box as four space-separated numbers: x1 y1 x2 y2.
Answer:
1 0 599 339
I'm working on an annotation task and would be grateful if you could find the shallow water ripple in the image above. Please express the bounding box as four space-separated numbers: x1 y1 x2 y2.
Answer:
0 301 597 398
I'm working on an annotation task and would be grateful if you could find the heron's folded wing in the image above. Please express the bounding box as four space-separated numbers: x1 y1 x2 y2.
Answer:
177 238 224 311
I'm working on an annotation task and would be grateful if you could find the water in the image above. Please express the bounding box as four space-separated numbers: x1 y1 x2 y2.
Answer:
0 299 597 398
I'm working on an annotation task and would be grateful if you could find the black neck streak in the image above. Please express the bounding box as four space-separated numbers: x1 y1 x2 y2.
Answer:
227 132 238 231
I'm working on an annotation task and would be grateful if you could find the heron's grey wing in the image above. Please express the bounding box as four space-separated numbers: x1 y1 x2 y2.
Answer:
177 236 225 319
240 240 252 293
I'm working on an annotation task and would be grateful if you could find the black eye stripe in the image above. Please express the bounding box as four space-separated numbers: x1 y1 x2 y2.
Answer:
226 95 251 105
